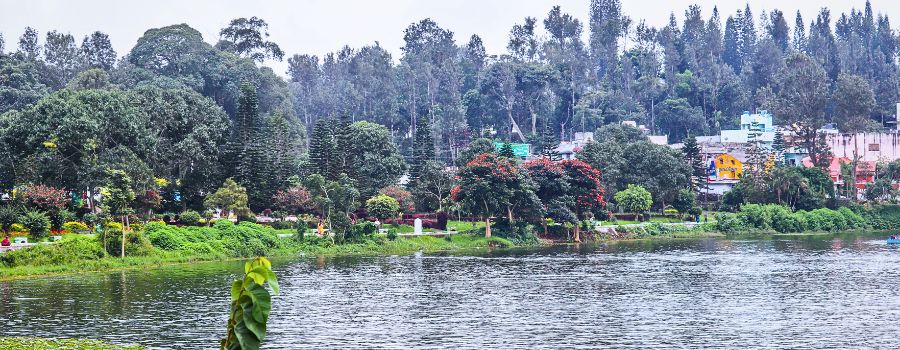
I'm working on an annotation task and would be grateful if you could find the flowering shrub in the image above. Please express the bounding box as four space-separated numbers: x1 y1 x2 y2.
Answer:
62 221 89 233
21 184 68 212
379 185 415 213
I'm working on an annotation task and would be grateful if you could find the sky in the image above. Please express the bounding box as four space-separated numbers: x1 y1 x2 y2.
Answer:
0 0 882 76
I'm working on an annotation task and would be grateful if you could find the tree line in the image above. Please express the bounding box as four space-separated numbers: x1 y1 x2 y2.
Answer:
0 0 897 215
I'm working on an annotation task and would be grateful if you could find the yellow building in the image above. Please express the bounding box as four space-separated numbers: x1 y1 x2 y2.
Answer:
714 153 743 180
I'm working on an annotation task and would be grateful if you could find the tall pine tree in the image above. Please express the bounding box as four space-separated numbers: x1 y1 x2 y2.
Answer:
309 119 335 176
681 135 706 191
233 81 261 185
410 114 435 188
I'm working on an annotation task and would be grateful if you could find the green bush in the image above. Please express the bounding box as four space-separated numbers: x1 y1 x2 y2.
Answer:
179 210 202 226
49 209 74 230
19 211 51 241
770 206 801 233
102 229 154 257
271 220 294 230
0 205 21 232
386 229 398 241
145 223 188 251
213 219 235 230
346 222 377 243
1 235 105 268
714 212 744 232
294 220 308 241
737 204 772 230
838 207 865 229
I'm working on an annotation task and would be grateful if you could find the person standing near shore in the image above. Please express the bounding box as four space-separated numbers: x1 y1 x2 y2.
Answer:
1 236 10 247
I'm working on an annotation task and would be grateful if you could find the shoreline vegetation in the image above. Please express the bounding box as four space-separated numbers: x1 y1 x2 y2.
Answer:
7 205 892 281
0 337 143 350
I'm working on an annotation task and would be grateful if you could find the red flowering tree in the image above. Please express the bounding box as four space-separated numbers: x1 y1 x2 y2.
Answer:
379 185 415 213
272 185 313 216
22 184 69 212
451 153 522 238
560 159 605 242
525 159 575 235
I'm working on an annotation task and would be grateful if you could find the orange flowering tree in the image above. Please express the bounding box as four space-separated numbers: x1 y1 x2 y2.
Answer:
560 159 605 242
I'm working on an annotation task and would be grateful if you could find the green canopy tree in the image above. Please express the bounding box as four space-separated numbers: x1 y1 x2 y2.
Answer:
205 178 249 219
615 184 653 215
102 169 135 257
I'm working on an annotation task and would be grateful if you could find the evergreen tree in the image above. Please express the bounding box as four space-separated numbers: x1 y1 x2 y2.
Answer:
793 11 807 52
309 119 334 176
410 114 435 188
772 130 786 166
331 115 352 179
499 142 516 159
723 16 741 73
233 81 261 185
536 122 560 161
681 135 706 190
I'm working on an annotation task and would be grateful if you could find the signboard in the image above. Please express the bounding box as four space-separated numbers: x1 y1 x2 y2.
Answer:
493 142 530 157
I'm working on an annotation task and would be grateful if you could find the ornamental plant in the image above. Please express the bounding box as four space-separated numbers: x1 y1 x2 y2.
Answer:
221 257 279 350
451 153 523 238
560 159 605 242
21 184 68 212
366 194 400 224
19 210 51 241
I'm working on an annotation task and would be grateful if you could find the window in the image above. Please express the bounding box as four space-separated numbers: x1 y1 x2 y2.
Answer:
869 143 880 151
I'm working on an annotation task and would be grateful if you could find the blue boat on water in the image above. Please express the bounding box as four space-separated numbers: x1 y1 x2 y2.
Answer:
888 237 900 244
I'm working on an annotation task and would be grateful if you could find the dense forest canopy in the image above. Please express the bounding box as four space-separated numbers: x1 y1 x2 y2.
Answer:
0 0 897 210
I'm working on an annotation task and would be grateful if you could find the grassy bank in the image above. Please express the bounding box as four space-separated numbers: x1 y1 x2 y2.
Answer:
0 220 515 280
0 337 142 349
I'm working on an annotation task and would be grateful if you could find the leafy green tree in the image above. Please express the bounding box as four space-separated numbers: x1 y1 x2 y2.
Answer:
80 31 117 71
366 194 400 224
672 189 697 214
303 173 359 242
614 184 653 215
411 160 453 212
67 68 111 90
0 54 48 115
216 17 284 62
17 27 41 60
344 121 406 198
834 73 876 133
773 52 831 168
457 138 495 167
205 178 249 219
102 169 135 257
43 30 84 90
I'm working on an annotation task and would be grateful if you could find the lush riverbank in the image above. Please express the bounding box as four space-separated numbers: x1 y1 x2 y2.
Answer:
0 337 142 349
0 221 515 280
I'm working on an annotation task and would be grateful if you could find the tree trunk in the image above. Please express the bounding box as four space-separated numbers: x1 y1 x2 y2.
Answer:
574 223 581 243
507 206 514 222
120 216 126 258
484 218 491 238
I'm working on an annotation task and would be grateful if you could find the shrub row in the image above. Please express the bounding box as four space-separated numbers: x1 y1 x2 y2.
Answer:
715 204 867 233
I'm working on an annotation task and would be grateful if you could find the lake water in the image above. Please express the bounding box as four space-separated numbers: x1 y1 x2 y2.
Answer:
2 233 900 349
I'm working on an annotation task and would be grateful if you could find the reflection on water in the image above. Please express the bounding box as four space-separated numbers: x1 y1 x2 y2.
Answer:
2 233 899 349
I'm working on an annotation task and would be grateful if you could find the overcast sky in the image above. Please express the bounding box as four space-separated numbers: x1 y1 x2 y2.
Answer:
0 0 880 76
